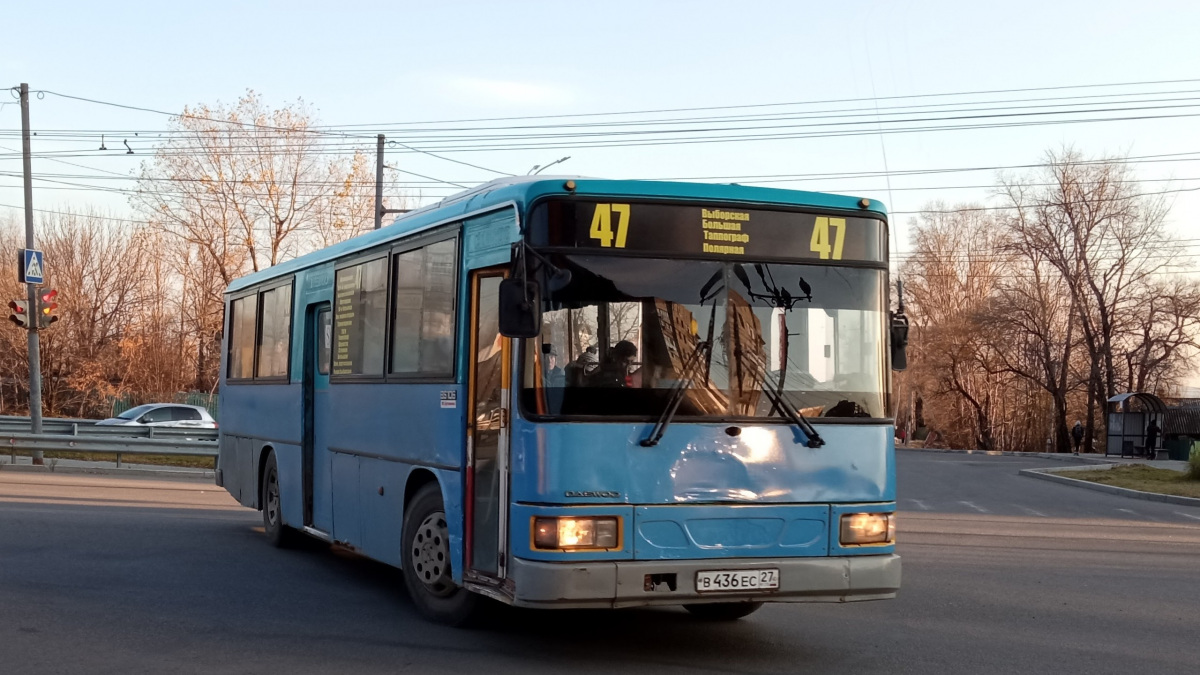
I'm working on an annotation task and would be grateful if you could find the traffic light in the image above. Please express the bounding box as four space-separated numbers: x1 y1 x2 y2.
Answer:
7 299 29 328
37 289 59 329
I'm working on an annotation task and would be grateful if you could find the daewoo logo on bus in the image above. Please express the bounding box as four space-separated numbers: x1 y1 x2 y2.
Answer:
564 490 621 498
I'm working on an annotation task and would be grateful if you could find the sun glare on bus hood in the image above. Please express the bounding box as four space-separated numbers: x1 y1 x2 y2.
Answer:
512 421 893 505
668 429 788 502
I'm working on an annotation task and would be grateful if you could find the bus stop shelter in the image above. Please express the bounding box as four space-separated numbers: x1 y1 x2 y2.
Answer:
1105 392 1166 458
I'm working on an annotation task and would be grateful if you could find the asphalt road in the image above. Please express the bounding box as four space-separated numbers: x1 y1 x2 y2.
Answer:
1 452 1199 675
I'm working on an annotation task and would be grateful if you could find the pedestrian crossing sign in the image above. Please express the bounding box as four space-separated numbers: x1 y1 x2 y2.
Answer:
20 249 44 285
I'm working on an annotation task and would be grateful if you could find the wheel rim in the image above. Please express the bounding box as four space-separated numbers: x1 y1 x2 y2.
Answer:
265 467 280 527
411 511 453 596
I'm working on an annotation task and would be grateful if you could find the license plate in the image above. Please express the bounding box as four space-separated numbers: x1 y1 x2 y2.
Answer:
695 568 780 593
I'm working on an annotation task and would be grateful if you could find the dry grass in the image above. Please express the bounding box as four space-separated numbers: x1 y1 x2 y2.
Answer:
6 450 215 470
1067 464 1200 499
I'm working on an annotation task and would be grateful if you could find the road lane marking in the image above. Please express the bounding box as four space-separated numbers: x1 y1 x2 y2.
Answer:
1175 511 1200 521
1116 507 1160 522
959 501 989 513
1018 505 1047 517
907 499 931 511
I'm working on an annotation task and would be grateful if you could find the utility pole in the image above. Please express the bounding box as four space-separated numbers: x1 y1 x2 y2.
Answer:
374 134 385 230
19 83 44 464
374 134 410 229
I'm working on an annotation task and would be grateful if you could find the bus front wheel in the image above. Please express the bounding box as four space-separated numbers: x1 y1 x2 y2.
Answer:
402 483 479 626
684 602 764 621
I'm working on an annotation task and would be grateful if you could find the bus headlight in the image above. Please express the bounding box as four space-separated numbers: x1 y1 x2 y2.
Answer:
532 516 620 550
839 513 895 545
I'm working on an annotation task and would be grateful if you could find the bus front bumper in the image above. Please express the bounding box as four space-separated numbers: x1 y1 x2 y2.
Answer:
507 554 900 609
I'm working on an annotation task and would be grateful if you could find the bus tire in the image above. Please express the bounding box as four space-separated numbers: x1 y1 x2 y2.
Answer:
261 451 298 548
683 602 764 621
402 483 479 626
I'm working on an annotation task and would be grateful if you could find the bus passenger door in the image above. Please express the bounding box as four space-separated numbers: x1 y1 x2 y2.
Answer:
467 269 509 579
305 304 333 532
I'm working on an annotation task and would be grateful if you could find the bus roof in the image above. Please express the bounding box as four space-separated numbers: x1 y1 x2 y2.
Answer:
225 177 887 294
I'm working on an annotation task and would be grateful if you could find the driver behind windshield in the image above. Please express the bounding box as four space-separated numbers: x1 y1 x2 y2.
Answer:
589 340 640 388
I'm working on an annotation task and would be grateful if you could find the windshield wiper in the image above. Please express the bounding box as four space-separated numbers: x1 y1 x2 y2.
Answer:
642 271 724 448
757 374 825 448
728 263 823 446
640 341 711 447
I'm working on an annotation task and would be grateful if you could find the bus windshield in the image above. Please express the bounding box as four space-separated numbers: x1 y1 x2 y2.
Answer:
520 255 888 420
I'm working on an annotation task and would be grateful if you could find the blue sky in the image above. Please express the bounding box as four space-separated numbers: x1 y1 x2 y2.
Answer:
2 0 1198 248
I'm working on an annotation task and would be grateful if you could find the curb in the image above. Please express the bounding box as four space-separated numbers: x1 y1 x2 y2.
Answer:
898 447 1115 465
1020 466 1200 507
1 461 213 480
48 466 216 480
0 463 50 473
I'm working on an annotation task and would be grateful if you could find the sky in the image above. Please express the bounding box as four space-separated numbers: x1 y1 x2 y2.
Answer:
1 2 1198 311
3 1 1198 232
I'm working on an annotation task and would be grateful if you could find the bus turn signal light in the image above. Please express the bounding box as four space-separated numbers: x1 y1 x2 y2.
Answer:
839 513 895 546
533 516 619 550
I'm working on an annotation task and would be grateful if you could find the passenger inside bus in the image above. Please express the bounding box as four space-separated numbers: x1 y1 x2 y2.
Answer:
563 345 598 387
541 345 565 388
589 340 641 388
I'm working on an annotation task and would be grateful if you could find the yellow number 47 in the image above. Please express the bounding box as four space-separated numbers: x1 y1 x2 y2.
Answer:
589 203 631 248
809 217 846 260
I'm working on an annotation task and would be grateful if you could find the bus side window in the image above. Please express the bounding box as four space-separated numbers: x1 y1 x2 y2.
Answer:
391 239 457 378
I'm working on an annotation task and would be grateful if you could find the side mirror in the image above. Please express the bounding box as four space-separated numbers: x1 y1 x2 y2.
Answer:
498 278 542 338
890 311 909 372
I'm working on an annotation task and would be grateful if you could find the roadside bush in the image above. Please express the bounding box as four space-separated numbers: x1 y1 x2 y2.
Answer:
1189 445 1200 480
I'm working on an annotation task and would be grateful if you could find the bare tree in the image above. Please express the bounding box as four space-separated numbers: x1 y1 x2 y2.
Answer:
903 203 1010 450
984 244 1082 453
1119 276 1200 394
131 92 404 397
1000 148 1175 449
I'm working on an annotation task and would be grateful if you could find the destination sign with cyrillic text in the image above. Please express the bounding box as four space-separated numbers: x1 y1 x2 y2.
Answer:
529 200 886 262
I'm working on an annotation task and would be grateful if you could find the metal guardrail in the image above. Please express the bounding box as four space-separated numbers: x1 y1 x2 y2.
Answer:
0 414 96 426
0 416 217 441
0 415 218 467
2 432 217 457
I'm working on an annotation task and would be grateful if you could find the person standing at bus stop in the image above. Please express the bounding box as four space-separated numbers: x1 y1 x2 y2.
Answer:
1145 419 1161 459
1071 420 1084 455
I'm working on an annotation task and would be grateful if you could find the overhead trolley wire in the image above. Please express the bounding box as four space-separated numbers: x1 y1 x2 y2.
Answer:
303 77 1200 127
13 89 1200 137
9 98 1200 145
31 89 513 178
5 109 1200 161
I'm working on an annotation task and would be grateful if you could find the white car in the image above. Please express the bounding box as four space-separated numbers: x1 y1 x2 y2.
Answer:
95 403 218 429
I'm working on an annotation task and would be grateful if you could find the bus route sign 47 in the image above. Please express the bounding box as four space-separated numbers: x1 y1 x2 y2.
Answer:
18 249 44 285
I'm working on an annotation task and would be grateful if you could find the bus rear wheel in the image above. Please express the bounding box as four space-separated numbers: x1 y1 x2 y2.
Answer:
402 483 479 626
261 451 299 548
684 602 764 621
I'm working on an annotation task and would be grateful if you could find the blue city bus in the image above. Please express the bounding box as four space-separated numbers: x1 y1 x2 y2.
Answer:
217 177 906 624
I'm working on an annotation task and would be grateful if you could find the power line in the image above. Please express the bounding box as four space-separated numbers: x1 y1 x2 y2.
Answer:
38 89 361 138
33 90 513 178
7 107 1199 161
15 89 1200 137
889 185 1200 215
7 169 1199 198
18 98 1199 145
306 77 1200 127
7 148 1199 197
0 202 151 225
11 89 1200 157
